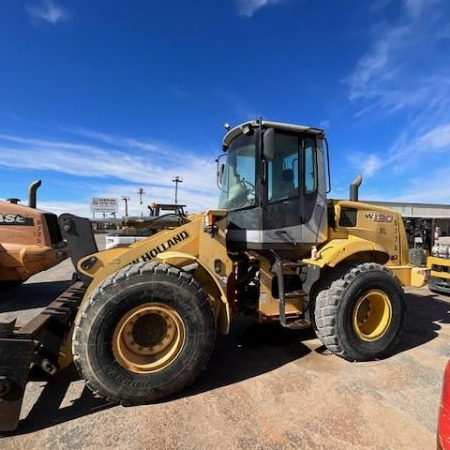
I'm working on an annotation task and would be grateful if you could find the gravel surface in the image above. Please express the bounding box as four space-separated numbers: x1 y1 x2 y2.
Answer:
0 236 449 449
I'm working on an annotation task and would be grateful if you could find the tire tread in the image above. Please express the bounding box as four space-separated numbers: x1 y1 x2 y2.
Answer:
72 261 215 404
314 262 405 361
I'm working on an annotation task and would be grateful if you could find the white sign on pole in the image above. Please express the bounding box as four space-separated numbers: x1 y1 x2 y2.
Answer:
91 197 118 214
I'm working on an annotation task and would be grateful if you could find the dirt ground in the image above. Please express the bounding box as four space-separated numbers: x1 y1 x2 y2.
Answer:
0 236 449 449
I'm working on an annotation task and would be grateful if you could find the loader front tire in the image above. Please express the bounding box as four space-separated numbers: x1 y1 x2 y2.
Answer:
72 262 216 404
314 262 405 361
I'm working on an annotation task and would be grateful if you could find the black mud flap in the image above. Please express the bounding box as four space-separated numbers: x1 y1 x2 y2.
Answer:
0 339 35 432
59 214 98 285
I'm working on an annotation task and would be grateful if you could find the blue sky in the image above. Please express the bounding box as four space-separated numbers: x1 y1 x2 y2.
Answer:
1 0 449 217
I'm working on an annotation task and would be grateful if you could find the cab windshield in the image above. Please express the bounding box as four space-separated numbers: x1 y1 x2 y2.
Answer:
218 133 257 211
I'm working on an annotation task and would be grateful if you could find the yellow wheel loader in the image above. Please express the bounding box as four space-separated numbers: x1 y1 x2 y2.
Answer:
0 120 433 431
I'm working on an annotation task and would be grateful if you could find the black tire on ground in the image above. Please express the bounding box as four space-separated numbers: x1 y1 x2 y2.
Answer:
314 262 405 361
72 262 216 404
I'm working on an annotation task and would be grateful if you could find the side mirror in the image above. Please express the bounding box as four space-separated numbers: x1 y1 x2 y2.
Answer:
216 156 226 189
263 128 275 160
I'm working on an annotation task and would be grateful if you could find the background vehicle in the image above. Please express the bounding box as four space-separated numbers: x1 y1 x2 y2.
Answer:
105 203 187 249
0 180 68 286
429 236 450 295
0 120 434 430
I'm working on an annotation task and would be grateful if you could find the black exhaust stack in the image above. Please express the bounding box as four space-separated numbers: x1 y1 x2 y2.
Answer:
349 175 362 201
28 180 42 209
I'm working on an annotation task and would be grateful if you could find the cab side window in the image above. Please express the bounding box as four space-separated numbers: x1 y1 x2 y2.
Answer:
304 137 317 193
268 133 299 203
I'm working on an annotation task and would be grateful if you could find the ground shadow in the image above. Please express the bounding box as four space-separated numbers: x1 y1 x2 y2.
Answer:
388 289 450 356
1 365 116 437
0 280 71 313
179 316 314 398
3 317 313 435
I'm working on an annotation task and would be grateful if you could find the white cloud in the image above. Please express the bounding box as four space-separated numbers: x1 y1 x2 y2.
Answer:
348 153 384 178
345 0 450 197
420 124 450 150
26 0 69 25
403 0 439 18
37 182 219 217
347 120 450 182
348 25 408 106
0 133 210 187
236 0 286 18
319 119 330 131
347 0 449 114
388 165 450 203
0 130 220 214
37 200 92 218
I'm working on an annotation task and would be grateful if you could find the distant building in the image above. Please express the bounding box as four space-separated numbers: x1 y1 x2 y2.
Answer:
368 200 450 250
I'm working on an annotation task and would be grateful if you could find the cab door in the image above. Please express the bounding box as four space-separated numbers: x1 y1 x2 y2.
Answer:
263 130 320 245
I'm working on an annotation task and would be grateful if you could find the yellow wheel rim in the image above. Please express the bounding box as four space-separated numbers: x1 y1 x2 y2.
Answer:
112 303 186 374
352 290 392 341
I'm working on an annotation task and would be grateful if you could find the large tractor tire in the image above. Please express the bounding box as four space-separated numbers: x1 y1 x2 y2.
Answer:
314 262 405 361
72 262 216 404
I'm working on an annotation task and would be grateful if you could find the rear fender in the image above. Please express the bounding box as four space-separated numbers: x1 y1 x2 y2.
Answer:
303 237 390 268
156 251 231 334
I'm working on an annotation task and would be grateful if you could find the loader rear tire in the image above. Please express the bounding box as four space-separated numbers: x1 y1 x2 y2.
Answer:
314 262 405 361
72 262 216 404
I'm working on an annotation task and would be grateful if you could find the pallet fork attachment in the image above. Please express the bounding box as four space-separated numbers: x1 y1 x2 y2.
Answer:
0 281 85 431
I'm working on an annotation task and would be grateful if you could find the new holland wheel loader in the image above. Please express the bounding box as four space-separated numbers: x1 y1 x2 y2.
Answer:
0 120 432 431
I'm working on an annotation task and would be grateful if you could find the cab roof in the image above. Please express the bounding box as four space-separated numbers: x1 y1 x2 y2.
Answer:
222 120 325 150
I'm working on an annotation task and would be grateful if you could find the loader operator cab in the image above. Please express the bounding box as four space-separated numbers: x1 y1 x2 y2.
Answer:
218 120 329 254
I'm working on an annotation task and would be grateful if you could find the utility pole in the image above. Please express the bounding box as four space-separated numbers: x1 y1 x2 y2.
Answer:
137 187 145 218
172 176 183 204
121 196 130 219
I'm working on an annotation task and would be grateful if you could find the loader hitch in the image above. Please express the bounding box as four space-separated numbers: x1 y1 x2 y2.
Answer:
0 281 85 432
